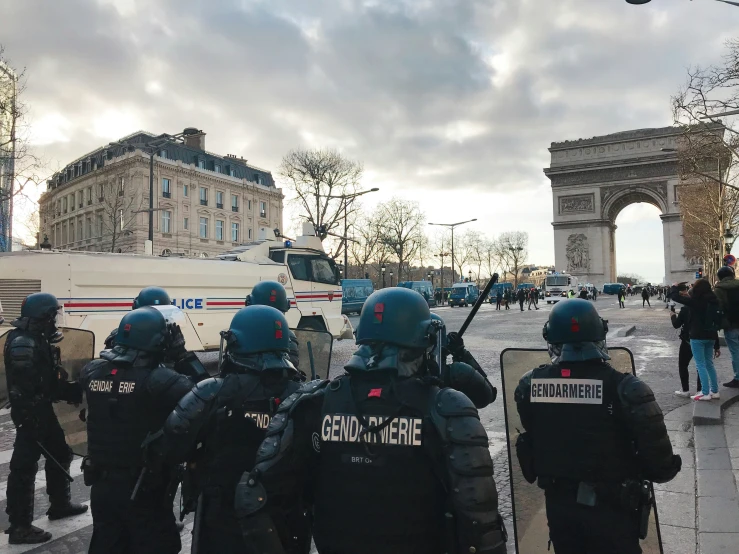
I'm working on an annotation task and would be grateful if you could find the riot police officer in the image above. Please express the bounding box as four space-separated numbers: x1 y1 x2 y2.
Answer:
235 287 508 554
429 312 497 408
105 286 207 381
246 280 300 371
79 307 194 553
152 305 303 553
514 299 681 554
4 292 87 544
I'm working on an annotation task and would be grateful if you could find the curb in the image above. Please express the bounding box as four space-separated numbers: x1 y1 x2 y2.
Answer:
692 387 739 425
610 325 636 338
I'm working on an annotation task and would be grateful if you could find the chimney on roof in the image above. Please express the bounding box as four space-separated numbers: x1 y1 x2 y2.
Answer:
183 128 206 151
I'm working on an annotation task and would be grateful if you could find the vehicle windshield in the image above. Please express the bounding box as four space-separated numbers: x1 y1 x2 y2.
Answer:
546 276 569 287
288 254 340 285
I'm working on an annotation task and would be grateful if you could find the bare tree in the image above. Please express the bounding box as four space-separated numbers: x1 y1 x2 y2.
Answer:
481 237 501 281
377 198 426 282
1 47 46 251
495 231 529 286
349 208 387 279
98 177 144 252
280 148 363 261
672 38 739 274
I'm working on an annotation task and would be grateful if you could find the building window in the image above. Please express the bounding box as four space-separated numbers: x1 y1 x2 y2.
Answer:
183 184 188 197
69 194 75 212
229 167 236 177
86 218 92 239
248 199 252 211
254 174 263 185
216 191 223 209
98 183 104 201
162 210 172 234
87 186 93 205
260 201 267 218
78 191 83 208
231 222 239 242
231 194 239 212
248 228 252 240
198 160 205 169
214 164 221 173
118 177 125 196
199 217 208 238
62 197 67 213
97 214 103 238
162 178 171 198
69 222 75 243
200 187 208 206
216 220 224 241
159 149 167 159
183 217 189 230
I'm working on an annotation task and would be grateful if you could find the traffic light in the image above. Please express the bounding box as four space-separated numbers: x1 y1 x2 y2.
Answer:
698 267 703 278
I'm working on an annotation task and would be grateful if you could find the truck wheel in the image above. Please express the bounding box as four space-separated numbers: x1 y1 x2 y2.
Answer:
298 317 326 331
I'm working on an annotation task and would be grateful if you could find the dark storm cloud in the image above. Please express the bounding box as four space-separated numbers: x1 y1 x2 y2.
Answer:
0 0 737 195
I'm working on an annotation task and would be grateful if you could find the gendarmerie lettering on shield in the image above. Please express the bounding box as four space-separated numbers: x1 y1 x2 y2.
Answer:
321 414 423 446
530 378 604 405
88 380 136 394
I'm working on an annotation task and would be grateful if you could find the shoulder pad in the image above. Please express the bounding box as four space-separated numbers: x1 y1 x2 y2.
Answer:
8 334 37 350
80 359 110 382
617 374 655 405
433 387 478 418
191 376 225 401
146 365 189 393
267 379 328 435
514 370 535 403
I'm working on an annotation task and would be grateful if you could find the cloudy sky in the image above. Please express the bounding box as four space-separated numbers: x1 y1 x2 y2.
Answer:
2 0 738 282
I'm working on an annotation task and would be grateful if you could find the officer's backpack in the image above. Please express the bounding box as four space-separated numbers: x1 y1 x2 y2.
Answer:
703 302 725 333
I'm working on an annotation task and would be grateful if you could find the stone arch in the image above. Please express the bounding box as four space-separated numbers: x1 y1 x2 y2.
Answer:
602 186 668 224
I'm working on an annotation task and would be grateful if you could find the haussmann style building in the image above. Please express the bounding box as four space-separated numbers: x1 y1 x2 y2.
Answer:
38 128 284 257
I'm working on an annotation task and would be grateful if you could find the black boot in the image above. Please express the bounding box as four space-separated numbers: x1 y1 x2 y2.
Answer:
47 502 89 520
7 524 52 545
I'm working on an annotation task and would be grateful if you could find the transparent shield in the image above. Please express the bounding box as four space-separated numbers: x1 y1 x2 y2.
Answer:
292 329 333 380
499 347 663 554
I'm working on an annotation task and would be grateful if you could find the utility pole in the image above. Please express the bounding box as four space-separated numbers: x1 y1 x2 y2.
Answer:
428 219 477 284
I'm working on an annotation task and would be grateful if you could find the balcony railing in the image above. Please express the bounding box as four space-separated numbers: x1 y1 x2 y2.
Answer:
163 191 171 199
216 203 223 209
260 211 267 218
231 206 239 212
200 199 208 206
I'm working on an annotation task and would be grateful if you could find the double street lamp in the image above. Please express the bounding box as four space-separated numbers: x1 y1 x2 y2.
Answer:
326 188 379 279
381 264 386 289
428 219 477 284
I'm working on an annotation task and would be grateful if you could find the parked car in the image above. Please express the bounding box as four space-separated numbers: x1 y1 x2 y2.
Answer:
341 279 374 315
449 283 480 307
397 280 437 307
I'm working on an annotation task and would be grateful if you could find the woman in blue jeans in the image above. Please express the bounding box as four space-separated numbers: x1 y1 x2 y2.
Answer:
672 279 721 401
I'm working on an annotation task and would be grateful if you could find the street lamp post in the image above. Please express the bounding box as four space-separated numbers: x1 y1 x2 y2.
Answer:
326 188 379 280
381 264 386 289
390 270 394 287
428 219 477 284
437 250 450 303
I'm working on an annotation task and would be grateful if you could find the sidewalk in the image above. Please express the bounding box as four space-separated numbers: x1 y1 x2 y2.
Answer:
656 395 739 554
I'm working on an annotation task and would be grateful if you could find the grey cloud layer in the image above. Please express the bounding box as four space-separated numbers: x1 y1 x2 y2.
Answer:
0 0 737 195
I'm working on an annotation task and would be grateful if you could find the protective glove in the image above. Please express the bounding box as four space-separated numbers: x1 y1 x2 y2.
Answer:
446 362 496 409
166 323 188 362
447 332 465 358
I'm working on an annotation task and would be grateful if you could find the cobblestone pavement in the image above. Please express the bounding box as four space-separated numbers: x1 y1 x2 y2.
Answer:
0 295 713 553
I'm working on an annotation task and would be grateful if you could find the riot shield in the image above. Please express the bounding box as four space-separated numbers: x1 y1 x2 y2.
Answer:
0 328 9 405
292 329 333 380
54 328 95 456
499 347 663 554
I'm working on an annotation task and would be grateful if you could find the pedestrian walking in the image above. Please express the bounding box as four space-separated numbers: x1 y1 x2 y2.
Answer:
669 285 703 397
527 289 538 310
3 293 88 544
641 287 651 307
518 288 526 311
618 288 626 309
504 289 511 310
234 288 508 554
671 279 722 401
515 300 681 554
713 266 739 388
496 290 502 310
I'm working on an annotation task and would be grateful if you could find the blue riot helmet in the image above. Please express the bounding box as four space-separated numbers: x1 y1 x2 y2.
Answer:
245 281 291 313
101 307 168 363
542 299 609 363
132 286 171 310
18 292 64 341
221 305 293 373
355 288 435 349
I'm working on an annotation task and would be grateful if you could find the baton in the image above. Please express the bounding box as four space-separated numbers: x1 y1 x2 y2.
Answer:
130 467 146 501
35 440 74 482
307 341 317 380
191 492 204 554
457 273 499 338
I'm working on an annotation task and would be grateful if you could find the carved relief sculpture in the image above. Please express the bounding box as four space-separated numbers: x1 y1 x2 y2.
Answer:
559 194 594 215
566 233 590 273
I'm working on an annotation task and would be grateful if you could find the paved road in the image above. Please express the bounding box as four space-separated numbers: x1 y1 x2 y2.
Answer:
0 294 714 553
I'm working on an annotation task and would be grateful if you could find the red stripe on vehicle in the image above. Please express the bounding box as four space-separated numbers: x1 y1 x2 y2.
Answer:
63 302 132 308
207 301 244 306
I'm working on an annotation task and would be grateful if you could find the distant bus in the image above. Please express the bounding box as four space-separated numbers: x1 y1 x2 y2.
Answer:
341 279 374 315
397 280 436 307
544 273 578 304
603 283 625 295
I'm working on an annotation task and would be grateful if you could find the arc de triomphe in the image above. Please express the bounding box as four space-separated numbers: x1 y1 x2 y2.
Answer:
544 126 696 287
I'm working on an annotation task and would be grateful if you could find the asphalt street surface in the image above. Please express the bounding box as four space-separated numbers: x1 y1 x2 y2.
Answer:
0 294 716 553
